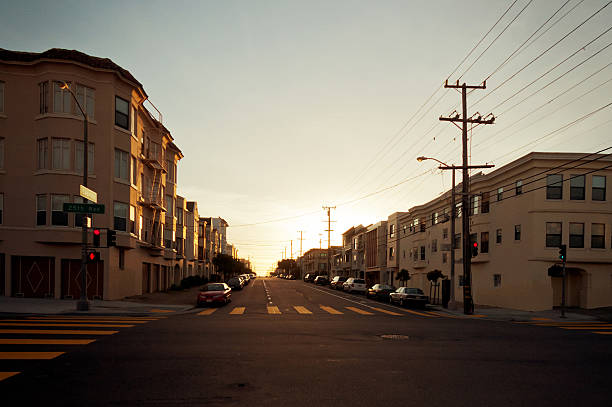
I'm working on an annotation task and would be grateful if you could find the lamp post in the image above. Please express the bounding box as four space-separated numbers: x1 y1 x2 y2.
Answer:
60 82 90 311
417 156 456 308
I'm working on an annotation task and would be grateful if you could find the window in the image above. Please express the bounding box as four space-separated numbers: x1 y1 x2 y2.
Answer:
546 174 563 199
454 233 461 249
389 247 394 259
119 248 125 270
0 81 4 113
53 81 72 113
129 205 136 234
114 202 128 231
37 138 48 169
131 106 137 136
51 194 69 226
177 207 183 225
52 138 71 170
497 187 503 202
76 84 95 119
114 149 129 181
432 239 437 253
36 195 47 225
493 274 502 287
515 180 522 195
413 247 418 261
442 252 447 264
591 224 605 249
39 81 49 114
433 212 439 225
0 193 3 224
164 227 172 249
166 160 177 184
75 141 94 174
514 225 521 241
389 224 395 238
569 223 584 248
165 195 173 218
115 96 129 129
481 232 489 253
0 137 4 169
546 222 562 247
592 175 606 201
470 195 479 215
443 228 448 239
455 202 462 218
131 156 138 186
481 192 489 213
496 229 502 244
570 175 585 200
420 246 425 260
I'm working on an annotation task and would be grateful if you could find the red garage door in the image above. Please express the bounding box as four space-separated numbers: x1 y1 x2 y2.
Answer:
61 259 104 300
11 256 55 298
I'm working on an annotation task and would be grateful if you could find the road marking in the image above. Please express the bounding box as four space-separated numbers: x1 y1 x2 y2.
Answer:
559 326 612 330
0 339 96 345
369 307 402 316
0 323 134 328
530 322 608 326
294 306 312 314
26 316 162 320
230 307 246 315
593 331 612 335
346 307 374 315
267 306 281 314
320 306 343 315
197 309 217 316
0 352 64 360
0 319 149 324
149 309 175 313
402 309 435 317
0 372 20 381
0 329 117 335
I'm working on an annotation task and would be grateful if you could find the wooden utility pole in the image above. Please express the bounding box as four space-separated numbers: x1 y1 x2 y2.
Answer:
290 240 293 259
439 80 494 315
322 206 336 274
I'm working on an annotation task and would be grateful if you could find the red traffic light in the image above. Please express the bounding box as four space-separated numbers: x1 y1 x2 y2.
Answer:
473 242 478 247
93 229 100 236
88 252 96 261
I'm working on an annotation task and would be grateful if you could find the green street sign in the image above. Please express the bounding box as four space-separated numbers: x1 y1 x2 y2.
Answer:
63 203 105 214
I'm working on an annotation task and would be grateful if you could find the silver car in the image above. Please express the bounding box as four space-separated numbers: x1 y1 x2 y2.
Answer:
389 287 428 308
342 278 367 294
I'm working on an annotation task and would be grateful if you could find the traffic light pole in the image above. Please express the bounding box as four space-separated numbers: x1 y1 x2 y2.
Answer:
560 244 567 318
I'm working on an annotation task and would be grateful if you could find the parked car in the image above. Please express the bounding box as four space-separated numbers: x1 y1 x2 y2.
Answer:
240 274 251 285
304 274 316 283
389 287 428 308
197 283 232 306
227 277 243 290
314 275 329 285
366 284 396 301
330 276 348 290
343 278 367 294
287 274 296 280
249 273 257 279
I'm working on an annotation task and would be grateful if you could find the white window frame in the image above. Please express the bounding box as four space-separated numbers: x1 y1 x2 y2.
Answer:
114 201 129 232
53 81 72 114
51 194 69 226
76 84 95 120
52 138 71 170
114 149 129 181
36 194 47 226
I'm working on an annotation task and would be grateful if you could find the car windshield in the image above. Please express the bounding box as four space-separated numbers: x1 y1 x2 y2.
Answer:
406 288 424 294
354 279 365 284
205 284 226 291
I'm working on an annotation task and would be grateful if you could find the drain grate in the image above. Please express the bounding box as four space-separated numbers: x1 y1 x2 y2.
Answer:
380 334 410 340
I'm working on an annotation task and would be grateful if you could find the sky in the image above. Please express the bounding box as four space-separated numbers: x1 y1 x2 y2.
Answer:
2 0 611 274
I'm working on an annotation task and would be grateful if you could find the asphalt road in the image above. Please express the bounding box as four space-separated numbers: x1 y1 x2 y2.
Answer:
1 277 611 406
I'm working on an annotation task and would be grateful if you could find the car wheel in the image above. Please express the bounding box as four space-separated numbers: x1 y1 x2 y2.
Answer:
399 299 404 307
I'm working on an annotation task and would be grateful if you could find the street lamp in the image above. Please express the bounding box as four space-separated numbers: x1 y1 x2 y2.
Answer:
417 156 457 309
60 82 90 311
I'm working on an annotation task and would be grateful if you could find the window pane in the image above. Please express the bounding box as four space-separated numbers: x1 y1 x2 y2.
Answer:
592 175 606 201
570 175 585 200
546 174 563 199
591 224 605 249
37 138 48 169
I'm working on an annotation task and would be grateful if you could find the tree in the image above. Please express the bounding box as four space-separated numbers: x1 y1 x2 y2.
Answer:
213 253 251 281
396 269 411 285
277 259 299 277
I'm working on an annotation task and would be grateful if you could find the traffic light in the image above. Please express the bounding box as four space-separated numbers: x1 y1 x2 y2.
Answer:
107 229 117 247
558 244 566 261
92 228 101 247
86 250 100 263
471 241 478 257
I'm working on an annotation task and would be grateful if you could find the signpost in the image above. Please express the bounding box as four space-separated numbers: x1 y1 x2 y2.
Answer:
79 184 98 203
63 203 105 214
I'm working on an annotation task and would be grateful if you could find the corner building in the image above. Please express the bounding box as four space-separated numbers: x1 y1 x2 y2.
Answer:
0 48 192 299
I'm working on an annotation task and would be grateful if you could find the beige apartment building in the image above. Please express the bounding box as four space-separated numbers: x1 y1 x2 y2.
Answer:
338 225 367 279
364 221 388 287
397 152 612 311
0 48 200 299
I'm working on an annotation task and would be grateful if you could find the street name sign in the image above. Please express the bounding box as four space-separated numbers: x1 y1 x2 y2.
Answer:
63 203 105 214
79 185 98 203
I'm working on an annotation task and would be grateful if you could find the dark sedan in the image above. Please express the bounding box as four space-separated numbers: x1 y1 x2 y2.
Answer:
389 287 428 308
197 283 232 306
366 284 396 301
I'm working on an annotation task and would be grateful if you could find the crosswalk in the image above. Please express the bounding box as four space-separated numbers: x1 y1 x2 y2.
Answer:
515 319 612 335
197 304 444 317
0 315 163 382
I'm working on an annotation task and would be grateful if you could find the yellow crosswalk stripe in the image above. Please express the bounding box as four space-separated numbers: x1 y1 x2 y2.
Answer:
346 307 373 315
26 316 161 320
230 307 246 315
0 339 95 345
294 306 312 314
197 309 217 316
593 331 612 335
402 309 435 317
0 319 149 324
320 306 343 315
0 323 133 328
0 372 20 382
0 329 117 335
369 307 402 316
0 352 64 360
267 306 281 314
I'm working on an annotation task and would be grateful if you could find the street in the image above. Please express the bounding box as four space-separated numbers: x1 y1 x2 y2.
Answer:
1 277 611 406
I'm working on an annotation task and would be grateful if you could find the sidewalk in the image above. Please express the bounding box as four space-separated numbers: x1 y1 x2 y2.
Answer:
429 303 611 322
0 294 195 316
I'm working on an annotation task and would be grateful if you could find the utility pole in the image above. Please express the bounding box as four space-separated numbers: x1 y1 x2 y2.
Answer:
297 230 304 279
290 240 293 259
322 206 336 275
439 80 494 315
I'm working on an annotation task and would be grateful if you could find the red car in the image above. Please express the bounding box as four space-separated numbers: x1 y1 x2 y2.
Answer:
197 283 232 306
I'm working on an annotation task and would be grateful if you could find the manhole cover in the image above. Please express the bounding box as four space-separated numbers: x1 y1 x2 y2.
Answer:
380 334 410 340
